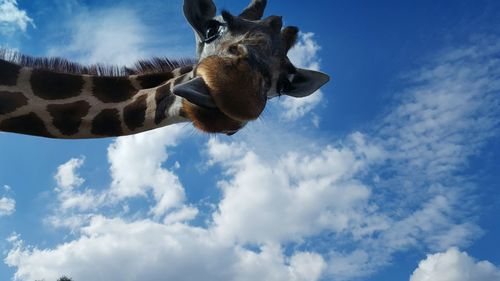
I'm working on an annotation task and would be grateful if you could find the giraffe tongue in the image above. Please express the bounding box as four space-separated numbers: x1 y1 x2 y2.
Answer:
173 77 217 109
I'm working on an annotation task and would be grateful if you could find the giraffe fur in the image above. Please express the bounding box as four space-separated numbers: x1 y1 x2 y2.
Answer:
0 57 194 138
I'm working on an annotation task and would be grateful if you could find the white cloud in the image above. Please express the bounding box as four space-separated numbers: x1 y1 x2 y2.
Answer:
163 205 199 225
210 133 384 244
0 196 15 217
45 125 192 231
288 252 327 281
210 36 500 280
379 38 500 186
0 0 34 34
55 158 85 190
380 194 482 252
5 31 500 281
1 184 15 217
53 157 104 213
47 6 152 66
6 216 233 281
234 244 326 281
410 248 500 281
5 216 326 281
108 125 188 218
46 157 104 230
43 0 194 65
279 32 325 121
320 37 500 280
288 33 322 71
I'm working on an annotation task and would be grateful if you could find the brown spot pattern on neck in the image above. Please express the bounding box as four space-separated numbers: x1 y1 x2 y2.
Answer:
92 76 137 103
154 85 176 125
47 101 91 136
123 95 148 131
0 91 28 114
0 113 53 138
1 56 194 139
0 60 21 86
136 73 174 89
30 70 85 100
91 109 123 136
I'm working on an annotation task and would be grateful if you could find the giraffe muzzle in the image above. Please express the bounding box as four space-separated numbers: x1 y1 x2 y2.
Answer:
173 55 266 123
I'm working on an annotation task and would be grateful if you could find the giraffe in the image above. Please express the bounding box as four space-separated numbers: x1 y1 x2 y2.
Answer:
0 0 329 139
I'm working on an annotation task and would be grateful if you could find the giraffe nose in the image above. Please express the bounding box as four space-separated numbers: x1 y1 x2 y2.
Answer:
227 44 248 59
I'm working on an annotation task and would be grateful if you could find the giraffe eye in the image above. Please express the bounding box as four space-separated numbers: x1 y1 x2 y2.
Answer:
204 20 225 44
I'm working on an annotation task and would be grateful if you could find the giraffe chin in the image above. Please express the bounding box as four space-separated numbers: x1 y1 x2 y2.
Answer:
181 99 244 135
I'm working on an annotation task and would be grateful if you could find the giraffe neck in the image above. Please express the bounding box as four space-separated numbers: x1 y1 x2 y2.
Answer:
0 59 194 139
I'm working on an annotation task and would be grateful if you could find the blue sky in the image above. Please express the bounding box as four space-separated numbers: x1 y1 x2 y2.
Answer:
1 0 500 280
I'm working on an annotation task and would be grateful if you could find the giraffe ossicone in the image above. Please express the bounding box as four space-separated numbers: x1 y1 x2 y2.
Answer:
0 0 329 139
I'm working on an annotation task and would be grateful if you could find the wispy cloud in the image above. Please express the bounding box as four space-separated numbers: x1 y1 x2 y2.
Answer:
378 36 500 187
47 6 152 65
0 0 34 34
45 1 194 66
322 36 500 280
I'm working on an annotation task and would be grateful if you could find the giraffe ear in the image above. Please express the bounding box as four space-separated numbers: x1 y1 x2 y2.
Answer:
284 69 330 98
183 0 217 56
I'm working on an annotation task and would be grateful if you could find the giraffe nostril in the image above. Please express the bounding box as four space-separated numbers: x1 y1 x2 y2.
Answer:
228 44 248 58
228 45 239 55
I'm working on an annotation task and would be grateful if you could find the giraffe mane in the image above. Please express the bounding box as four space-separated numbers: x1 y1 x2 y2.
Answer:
0 49 196 77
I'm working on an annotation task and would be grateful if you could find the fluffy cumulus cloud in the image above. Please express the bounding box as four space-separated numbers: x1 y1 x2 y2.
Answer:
6 216 234 281
4 34 500 281
107 125 188 218
46 126 192 230
210 133 384 244
53 157 101 212
0 0 34 34
5 216 327 281
45 157 102 230
410 248 500 281
279 32 325 121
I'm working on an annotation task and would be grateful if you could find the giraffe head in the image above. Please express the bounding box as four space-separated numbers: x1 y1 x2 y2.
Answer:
174 0 330 135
